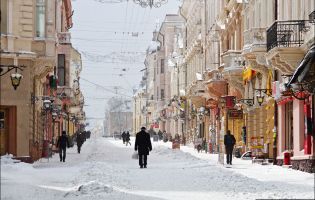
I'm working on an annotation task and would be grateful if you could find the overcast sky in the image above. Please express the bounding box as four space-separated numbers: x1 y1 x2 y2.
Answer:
70 0 181 127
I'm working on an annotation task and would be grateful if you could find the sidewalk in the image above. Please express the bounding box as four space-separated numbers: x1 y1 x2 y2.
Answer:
154 140 314 187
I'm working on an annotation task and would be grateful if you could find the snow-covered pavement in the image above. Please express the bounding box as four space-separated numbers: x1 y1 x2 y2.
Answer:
1 137 314 200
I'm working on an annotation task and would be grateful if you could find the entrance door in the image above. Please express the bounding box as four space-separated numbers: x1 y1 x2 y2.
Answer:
0 109 8 155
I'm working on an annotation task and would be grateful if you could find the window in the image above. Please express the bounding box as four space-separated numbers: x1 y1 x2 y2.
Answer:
161 89 164 99
36 0 45 38
0 111 4 129
0 0 7 34
58 54 66 86
161 59 165 73
157 87 159 100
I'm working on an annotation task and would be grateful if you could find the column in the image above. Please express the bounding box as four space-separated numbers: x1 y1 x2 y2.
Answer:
293 99 305 156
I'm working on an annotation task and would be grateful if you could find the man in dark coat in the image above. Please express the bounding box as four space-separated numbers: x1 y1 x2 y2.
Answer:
125 131 131 146
135 127 152 168
122 131 126 144
224 130 236 165
76 132 83 154
56 130 70 162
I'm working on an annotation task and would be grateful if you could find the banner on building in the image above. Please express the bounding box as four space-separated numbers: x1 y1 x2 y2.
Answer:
242 67 256 84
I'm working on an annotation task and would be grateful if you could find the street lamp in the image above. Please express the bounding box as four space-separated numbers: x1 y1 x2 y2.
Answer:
133 0 168 8
10 72 23 90
256 95 264 106
52 112 58 121
254 88 272 106
43 99 52 110
0 64 26 90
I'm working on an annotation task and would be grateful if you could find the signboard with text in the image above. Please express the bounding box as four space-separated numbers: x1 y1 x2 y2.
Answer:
228 109 243 119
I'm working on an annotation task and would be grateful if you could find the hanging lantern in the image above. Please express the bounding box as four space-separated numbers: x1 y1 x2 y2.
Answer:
43 99 51 110
256 94 265 106
10 72 23 90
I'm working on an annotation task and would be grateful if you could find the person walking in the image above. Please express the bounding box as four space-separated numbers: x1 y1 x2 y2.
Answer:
56 131 70 162
135 127 152 168
76 132 83 154
122 131 126 144
224 130 236 165
125 131 131 146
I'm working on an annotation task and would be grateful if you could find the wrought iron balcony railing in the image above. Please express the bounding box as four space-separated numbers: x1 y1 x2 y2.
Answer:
266 20 310 52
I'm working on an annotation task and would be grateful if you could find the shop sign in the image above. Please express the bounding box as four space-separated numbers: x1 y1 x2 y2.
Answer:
228 109 243 119
225 96 236 109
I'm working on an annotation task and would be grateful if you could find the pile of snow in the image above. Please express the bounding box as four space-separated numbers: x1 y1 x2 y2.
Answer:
77 181 113 194
0 154 20 165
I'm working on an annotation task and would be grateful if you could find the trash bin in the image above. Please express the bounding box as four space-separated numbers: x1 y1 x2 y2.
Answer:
283 151 291 165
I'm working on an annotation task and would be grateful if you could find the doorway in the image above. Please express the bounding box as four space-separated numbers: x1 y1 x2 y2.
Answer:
0 109 8 155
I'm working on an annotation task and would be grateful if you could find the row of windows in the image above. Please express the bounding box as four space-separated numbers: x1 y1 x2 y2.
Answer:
156 59 165 75
0 0 65 37
156 88 165 100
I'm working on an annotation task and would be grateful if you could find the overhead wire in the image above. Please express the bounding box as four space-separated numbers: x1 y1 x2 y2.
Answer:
80 77 133 98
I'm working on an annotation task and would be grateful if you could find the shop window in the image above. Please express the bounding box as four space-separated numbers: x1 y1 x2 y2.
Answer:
284 101 293 150
0 0 7 34
58 54 66 86
36 0 45 38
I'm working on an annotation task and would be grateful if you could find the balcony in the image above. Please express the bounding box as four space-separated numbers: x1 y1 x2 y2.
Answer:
266 20 310 52
221 50 243 75
58 32 71 44
243 28 266 53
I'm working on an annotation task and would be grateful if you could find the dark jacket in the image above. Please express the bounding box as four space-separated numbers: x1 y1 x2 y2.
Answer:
224 134 236 147
77 133 83 147
126 132 130 141
135 130 152 155
57 133 70 149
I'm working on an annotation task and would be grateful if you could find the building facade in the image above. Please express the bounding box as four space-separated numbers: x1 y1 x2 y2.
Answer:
0 0 85 161
134 0 314 173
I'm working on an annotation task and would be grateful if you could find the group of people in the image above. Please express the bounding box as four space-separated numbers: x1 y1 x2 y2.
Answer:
133 127 236 168
121 131 131 146
56 130 90 162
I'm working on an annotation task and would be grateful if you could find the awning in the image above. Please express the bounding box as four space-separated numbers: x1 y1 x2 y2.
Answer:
288 45 315 85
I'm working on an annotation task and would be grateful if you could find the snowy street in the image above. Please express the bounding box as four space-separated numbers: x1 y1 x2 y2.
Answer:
1 137 314 200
